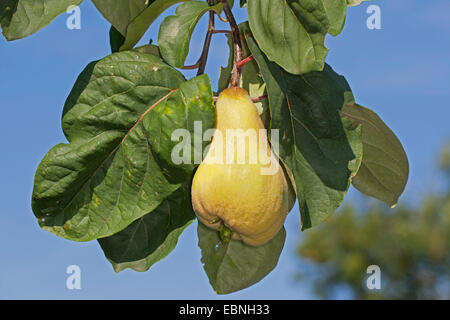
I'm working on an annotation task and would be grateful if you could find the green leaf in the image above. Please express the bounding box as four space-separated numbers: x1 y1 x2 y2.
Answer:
342 104 409 207
158 0 222 68
32 51 215 241
119 0 185 51
92 0 148 36
322 0 347 36
198 222 286 294
133 44 161 56
347 0 367 7
246 34 363 230
109 26 125 53
1 0 83 40
0 0 17 28
99 181 195 273
247 0 330 75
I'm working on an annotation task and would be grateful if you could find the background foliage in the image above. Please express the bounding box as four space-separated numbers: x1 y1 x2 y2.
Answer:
297 144 450 299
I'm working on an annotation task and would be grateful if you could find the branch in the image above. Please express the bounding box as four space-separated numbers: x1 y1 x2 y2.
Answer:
212 29 231 34
197 0 216 75
180 62 200 70
220 0 243 87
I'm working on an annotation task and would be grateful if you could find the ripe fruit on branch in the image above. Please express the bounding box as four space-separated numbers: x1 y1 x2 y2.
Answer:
191 87 290 246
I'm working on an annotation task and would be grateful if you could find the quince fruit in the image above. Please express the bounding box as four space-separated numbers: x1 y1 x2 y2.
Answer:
191 87 290 246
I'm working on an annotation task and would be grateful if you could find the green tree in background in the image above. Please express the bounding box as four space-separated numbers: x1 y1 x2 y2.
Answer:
297 144 450 299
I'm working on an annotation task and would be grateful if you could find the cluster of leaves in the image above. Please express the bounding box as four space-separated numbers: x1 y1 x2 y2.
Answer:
1 0 408 294
297 145 450 299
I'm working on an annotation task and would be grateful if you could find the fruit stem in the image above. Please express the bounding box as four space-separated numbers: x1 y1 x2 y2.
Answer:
220 0 243 87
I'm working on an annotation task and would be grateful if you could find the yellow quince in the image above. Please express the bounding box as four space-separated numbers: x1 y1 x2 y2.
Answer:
191 87 290 246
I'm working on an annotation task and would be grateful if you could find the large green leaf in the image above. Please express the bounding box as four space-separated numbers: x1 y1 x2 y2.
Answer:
158 0 223 68
99 181 195 273
246 34 362 230
342 104 409 207
0 0 83 40
92 0 148 36
32 51 215 241
119 0 185 51
322 0 347 36
247 0 347 73
198 222 286 294
248 0 333 75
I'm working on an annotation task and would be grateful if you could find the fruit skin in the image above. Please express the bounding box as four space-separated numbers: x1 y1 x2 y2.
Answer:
191 87 290 246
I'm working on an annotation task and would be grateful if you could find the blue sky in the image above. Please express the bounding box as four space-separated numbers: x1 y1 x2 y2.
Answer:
0 0 449 299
